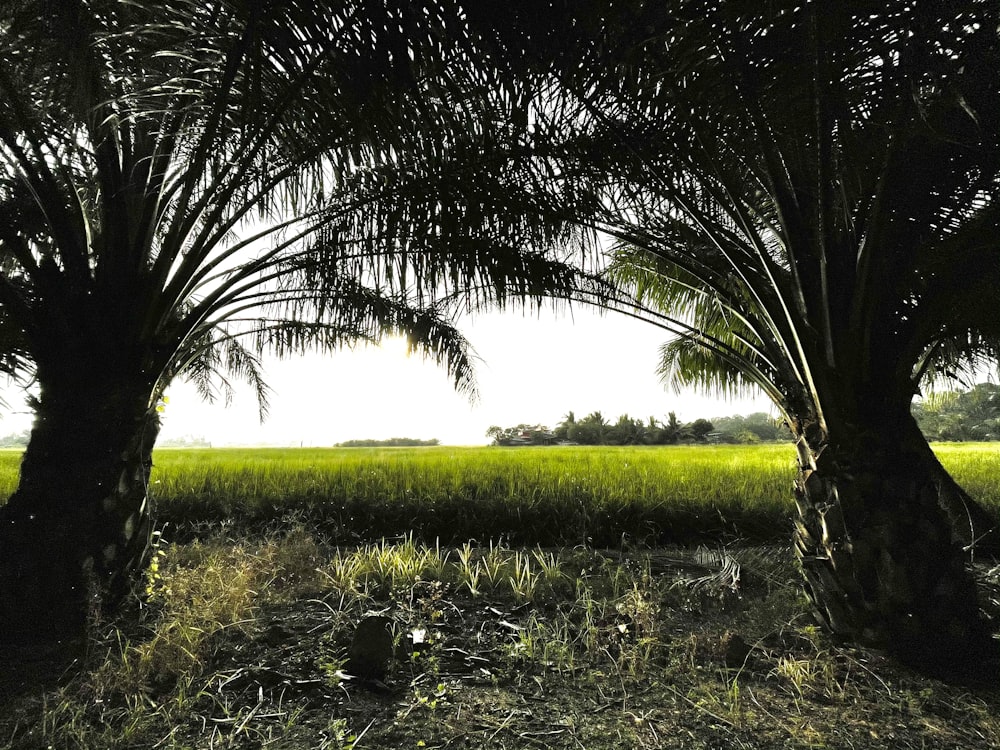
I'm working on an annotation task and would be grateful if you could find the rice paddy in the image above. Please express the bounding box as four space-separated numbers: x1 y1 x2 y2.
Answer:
148 444 799 545
1 442 998 546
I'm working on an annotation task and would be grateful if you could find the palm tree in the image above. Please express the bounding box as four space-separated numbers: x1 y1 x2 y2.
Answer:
0 1 592 639
553 410 576 441
661 412 682 445
582 410 608 445
608 413 645 445
486 0 1000 672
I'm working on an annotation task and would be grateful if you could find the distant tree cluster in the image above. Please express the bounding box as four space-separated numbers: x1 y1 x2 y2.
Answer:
487 410 789 447
486 384 1000 448
336 438 440 448
709 413 794 444
158 435 212 448
912 383 1000 442
0 430 29 449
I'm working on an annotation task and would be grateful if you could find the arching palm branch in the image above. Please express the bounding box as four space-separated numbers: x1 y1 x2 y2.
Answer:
0 0 599 639
481 0 1000 672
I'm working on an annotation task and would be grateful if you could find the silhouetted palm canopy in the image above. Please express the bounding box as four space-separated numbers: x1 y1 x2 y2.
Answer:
481 1 1000 416
0 0 598 638
0 0 591 405
3 0 999 675
466 0 1000 673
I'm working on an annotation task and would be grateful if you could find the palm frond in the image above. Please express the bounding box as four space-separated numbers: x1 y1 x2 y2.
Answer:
0 0 604 415
177 333 272 419
470 0 1000 432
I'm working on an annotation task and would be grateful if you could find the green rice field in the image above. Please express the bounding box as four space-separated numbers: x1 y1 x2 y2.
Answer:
2 443 998 546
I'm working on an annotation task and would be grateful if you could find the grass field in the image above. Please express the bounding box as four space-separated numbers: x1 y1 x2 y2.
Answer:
150 444 800 545
2 443 999 546
3 443 1000 749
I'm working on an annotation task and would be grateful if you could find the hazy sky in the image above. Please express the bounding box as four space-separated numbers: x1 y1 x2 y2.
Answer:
0 306 775 447
159 306 773 446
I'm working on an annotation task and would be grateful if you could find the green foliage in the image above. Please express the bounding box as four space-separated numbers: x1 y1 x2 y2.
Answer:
913 383 1000 441
490 409 770 446
0 430 29 448
486 424 555 446
686 419 715 442
710 413 793 444
608 414 646 445
335 438 440 448
569 411 608 445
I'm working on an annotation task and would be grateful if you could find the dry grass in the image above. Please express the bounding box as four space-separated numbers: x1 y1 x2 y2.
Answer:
4 527 1000 749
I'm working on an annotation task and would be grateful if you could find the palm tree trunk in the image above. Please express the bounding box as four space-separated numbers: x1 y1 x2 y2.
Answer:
0 376 159 641
793 412 996 675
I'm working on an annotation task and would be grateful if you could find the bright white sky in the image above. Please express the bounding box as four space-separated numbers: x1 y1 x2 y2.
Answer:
163 307 773 446
0 307 775 447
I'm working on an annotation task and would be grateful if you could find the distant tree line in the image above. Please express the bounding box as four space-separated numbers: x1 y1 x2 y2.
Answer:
0 430 29 449
912 383 1000 442
336 438 440 448
486 384 1000 448
704 414 794 444
159 435 213 448
2 383 995 451
487 410 790 447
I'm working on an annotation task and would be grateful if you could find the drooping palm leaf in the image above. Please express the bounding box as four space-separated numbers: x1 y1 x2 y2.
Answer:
469 0 1000 430
466 0 1000 668
0 0 602 416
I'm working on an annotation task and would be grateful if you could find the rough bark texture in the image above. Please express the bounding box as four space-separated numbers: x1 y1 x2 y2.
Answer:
0 380 158 641
793 414 997 676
